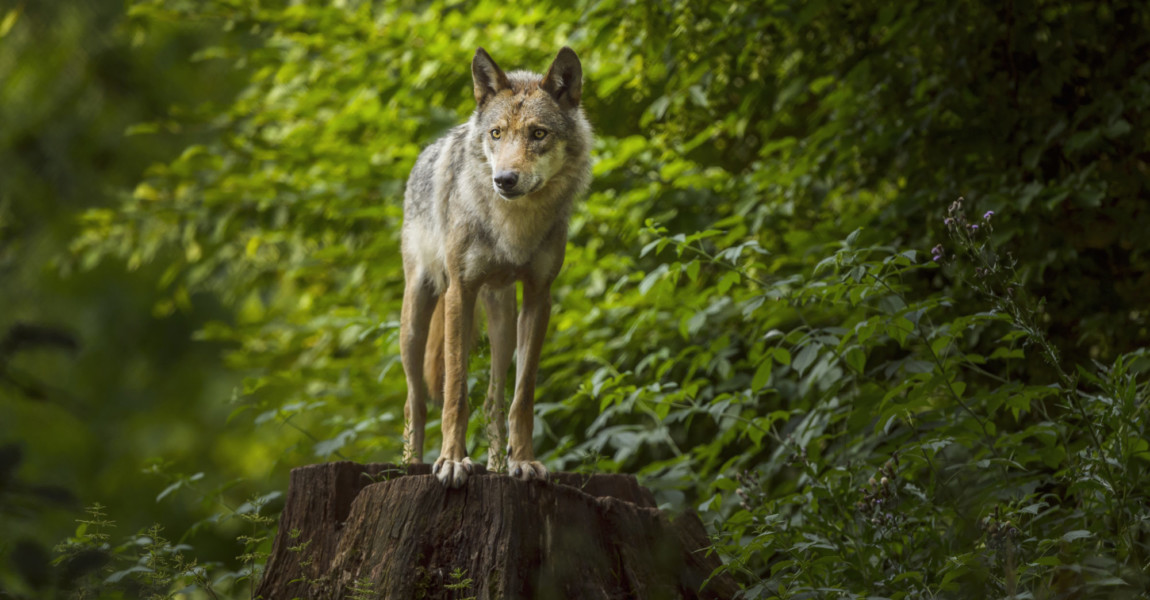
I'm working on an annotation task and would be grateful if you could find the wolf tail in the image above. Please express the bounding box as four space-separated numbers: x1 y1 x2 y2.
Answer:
423 296 447 407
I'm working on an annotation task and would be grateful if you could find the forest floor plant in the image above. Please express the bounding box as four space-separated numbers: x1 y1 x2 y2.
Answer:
50 491 279 599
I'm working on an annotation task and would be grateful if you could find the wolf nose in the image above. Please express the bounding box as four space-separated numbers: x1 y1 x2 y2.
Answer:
493 171 519 191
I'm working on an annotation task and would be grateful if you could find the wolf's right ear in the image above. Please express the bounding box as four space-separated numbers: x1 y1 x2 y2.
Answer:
541 47 582 109
472 48 511 107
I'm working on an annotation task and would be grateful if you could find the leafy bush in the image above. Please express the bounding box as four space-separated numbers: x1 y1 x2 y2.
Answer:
684 202 1150 597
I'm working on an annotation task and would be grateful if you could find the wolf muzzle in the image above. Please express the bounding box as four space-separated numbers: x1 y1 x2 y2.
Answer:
493 170 519 193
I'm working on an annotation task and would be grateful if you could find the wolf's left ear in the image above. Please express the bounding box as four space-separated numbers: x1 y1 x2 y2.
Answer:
541 47 582 109
473 47 511 107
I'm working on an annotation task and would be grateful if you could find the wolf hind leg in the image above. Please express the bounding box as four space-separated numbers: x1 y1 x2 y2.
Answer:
400 270 439 465
481 284 515 472
422 297 446 407
434 279 479 488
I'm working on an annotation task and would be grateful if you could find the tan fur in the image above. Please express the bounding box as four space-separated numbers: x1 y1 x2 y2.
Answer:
422 296 484 407
399 47 591 488
422 297 445 406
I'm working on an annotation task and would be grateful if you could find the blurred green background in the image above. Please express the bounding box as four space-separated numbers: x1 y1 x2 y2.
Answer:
2 0 1148 598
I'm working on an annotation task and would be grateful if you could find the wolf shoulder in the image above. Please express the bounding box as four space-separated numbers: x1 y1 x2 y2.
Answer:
402 125 471 219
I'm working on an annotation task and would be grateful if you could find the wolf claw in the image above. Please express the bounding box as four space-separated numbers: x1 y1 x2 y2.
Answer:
508 460 548 482
433 457 474 488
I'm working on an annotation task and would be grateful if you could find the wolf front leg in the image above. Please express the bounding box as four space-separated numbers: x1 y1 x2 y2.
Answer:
507 279 552 482
435 279 478 488
400 273 439 465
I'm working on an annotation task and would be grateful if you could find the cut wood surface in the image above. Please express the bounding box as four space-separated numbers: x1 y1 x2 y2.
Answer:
256 462 738 599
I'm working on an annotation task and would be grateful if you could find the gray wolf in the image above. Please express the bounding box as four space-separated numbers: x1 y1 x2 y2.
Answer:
399 47 592 488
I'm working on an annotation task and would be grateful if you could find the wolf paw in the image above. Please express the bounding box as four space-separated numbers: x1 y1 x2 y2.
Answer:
433 456 474 488
508 459 548 482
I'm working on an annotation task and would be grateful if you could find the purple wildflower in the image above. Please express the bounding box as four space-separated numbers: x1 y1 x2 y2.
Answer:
983 210 995 221
931 244 944 262
969 224 980 232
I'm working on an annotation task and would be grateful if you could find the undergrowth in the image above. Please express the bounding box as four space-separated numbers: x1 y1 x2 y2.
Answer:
681 201 1150 598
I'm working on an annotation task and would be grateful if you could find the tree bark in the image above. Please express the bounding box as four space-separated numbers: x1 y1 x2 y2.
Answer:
256 462 738 599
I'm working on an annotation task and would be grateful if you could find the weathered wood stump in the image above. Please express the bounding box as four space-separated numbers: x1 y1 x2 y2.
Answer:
256 462 738 599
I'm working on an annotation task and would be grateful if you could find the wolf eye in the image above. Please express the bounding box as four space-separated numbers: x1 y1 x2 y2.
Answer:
533 129 548 140
491 128 501 139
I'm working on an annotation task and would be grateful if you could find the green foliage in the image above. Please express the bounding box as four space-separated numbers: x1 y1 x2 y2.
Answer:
52 507 233 599
4 0 1149 598
51 493 279 599
688 205 1150 597
443 567 476 600
347 576 377 600
233 494 277 598
0 0 261 594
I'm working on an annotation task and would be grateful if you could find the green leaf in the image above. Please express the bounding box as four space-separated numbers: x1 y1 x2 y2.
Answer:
939 563 968 590
685 260 701 282
903 359 933 374
793 344 820 375
891 571 923 584
1104 119 1131 139
1061 530 1093 543
639 264 669 295
156 481 182 503
886 317 914 346
752 358 773 391
716 271 741 294
844 347 866 373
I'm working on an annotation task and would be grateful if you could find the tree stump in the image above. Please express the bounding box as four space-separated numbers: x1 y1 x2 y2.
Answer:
256 462 738 599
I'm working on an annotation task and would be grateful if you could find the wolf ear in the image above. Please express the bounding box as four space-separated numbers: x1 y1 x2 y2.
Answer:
541 47 582 109
472 47 511 107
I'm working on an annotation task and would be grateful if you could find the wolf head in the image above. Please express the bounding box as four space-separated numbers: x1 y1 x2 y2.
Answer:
471 47 586 201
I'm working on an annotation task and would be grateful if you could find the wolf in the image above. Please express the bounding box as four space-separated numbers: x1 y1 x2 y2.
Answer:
399 47 592 488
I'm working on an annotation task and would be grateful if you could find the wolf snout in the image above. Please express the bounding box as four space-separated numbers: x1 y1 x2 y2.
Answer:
493 170 519 191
